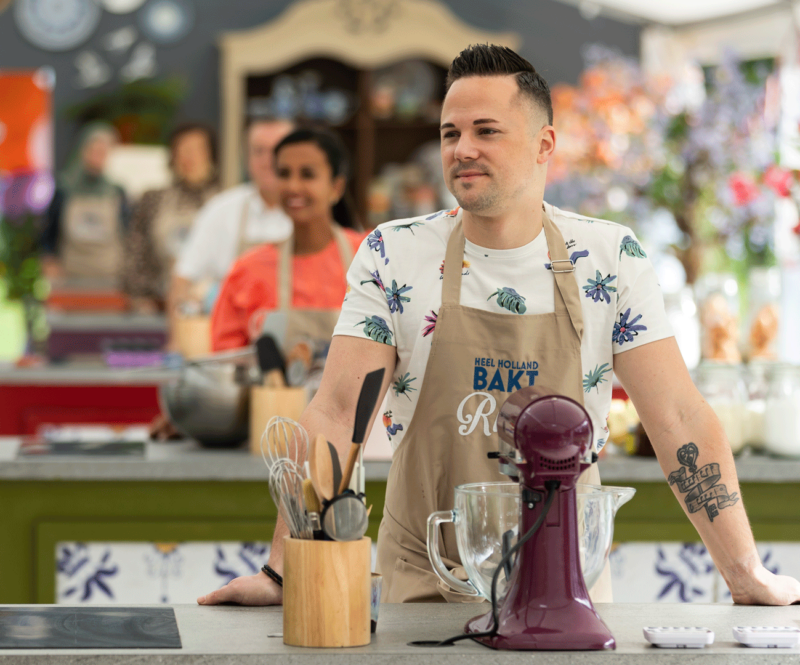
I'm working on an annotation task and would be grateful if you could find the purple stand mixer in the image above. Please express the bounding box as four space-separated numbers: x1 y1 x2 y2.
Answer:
464 387 616 650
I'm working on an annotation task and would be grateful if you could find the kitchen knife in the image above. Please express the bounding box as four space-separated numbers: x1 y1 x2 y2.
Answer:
339 368 386 494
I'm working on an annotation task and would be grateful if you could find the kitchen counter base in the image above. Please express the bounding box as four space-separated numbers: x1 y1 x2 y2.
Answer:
1 603 799 662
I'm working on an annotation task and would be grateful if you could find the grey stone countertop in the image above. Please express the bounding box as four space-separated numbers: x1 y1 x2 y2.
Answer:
0 363 177 386
46 312 168 331
1 437 798 482
0 437 394 481
1 603 800 663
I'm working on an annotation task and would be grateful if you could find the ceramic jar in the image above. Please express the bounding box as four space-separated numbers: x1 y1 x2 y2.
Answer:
763 364 800 458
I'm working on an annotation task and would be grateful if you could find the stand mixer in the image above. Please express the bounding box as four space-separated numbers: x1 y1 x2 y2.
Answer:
464 386 616 650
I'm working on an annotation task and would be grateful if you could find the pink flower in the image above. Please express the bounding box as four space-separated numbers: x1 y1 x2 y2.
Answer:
763 165 793 198
728 173 760 207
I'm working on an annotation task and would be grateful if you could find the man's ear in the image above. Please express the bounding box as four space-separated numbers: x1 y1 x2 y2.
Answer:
537 126 556 164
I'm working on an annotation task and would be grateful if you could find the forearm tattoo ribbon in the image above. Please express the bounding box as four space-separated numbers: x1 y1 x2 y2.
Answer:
668 442 739 522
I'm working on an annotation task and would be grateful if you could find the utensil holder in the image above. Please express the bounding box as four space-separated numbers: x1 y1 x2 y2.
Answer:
249 386 307 455
283 536 371 647
173 315 211 359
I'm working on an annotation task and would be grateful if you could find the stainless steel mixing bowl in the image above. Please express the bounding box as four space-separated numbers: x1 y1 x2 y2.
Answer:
159 363 250 448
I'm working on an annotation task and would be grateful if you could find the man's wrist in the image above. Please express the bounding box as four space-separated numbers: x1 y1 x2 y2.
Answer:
720 555 763 593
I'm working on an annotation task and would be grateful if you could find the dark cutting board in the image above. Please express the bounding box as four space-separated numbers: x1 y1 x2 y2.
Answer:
0 607 181 649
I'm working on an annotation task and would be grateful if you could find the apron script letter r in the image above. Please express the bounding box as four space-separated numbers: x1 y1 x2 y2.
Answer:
457 392 497 436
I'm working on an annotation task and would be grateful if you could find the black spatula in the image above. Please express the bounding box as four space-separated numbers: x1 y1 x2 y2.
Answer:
255 334 286 385
338 368 385 494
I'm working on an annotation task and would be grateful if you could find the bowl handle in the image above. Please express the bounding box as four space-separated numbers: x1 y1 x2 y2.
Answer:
426 510 479 597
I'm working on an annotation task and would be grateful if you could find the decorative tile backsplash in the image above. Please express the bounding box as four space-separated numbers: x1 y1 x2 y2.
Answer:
56 540 800 604
56 541 380 604
610 542 800 602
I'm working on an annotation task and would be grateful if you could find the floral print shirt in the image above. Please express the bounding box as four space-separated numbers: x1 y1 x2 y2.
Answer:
334 202 673 453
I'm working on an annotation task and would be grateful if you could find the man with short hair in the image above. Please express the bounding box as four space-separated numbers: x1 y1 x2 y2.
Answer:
198 45 800 606
167 118 294 331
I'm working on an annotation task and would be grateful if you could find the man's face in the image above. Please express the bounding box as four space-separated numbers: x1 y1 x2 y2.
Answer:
247 120 293 194
440 75 547 215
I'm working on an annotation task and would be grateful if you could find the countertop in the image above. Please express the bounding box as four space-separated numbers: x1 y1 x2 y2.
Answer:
1 437 799 483
0 603 799 663
0 437 393 481
0 363 177 386
46 312 168 332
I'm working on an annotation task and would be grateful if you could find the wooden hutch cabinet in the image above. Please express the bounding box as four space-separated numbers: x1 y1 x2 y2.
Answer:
218 0 519 223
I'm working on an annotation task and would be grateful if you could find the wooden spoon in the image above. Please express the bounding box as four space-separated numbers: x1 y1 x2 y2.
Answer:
309 433 335 502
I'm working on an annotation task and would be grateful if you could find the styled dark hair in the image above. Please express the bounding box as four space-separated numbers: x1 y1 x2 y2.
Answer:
273 127 356 228
446 44 553 126
168 122 218 169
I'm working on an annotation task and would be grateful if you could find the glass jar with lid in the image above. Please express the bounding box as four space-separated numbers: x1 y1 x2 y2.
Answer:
743 360 776 450
763 364 800 458
694 362 748 454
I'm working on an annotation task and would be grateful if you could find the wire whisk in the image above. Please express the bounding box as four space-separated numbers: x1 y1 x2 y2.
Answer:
261 416 309 473
268 458 313 540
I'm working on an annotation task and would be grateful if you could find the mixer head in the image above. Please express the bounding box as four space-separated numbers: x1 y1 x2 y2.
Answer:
497 387 593 490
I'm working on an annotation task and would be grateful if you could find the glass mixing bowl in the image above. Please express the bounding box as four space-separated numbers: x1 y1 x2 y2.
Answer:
427 482 635 599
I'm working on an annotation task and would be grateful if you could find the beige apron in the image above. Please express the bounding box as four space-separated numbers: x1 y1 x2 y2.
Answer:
61 193 122 279
272 224 355 344
187 192 265 306
376 210 611 603
152 186 217 294
235 193 274 258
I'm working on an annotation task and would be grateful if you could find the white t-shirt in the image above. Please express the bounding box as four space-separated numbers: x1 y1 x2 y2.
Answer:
175 183 292 282
334 202 674 454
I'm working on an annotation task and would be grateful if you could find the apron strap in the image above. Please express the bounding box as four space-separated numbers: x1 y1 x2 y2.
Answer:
441 211 584 341
234 193 252 258
542 209 584 341
441 221 467 307
276 224 353 312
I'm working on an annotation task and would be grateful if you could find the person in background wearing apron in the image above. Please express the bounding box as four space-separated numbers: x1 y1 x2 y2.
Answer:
167 117 295 339
41 123 130 284
198 45 800 608
209 127 364 354
121 123 220 313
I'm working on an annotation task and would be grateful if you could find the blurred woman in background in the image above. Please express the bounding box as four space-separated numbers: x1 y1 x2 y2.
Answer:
211 127 362 352
122 122 219 313
41 122 129 283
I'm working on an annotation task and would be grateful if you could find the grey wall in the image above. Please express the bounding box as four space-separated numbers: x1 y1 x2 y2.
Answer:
0 0 640 169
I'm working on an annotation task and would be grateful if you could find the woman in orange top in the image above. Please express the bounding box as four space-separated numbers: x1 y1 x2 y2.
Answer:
211 128 364 352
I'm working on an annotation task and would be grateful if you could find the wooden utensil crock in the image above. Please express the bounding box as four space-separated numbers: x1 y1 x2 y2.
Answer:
283 537 371 647
248 385 306 455
173 315 211 359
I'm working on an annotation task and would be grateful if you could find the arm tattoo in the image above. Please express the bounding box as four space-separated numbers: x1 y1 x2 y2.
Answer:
668 442 739 522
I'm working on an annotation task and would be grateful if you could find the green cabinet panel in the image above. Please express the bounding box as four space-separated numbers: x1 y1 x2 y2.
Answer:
1 477 797 604
0 480 386 604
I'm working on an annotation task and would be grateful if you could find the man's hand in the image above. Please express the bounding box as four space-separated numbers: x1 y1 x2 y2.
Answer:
729 565 800 606
197 572 282 606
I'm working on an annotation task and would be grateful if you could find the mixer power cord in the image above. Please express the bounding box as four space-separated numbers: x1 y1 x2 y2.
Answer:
411 481 559 648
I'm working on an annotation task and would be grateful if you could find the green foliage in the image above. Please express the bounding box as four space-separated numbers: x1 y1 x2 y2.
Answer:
0 214 42 301
62 77 188 144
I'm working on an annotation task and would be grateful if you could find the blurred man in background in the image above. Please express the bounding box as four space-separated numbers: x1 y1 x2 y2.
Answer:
166 117 294 342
